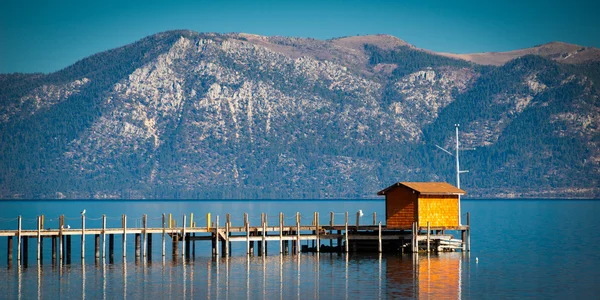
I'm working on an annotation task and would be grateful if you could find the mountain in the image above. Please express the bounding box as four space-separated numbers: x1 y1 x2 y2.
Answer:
1 30 599 199
435 41 600 66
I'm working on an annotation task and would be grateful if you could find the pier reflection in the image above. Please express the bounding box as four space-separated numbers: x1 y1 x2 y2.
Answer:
8 253 467 299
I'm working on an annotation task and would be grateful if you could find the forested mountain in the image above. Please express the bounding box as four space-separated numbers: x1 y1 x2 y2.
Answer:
1 30 598 199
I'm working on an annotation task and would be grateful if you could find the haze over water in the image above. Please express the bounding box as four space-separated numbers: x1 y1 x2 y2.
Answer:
0 199 599 299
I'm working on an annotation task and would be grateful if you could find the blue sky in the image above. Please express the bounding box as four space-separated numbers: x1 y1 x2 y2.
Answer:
1 0 598 74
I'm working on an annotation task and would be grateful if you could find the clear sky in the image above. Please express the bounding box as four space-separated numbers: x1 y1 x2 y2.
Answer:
1 0 598 74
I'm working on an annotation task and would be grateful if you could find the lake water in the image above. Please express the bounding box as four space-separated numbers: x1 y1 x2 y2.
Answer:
0 199 599 299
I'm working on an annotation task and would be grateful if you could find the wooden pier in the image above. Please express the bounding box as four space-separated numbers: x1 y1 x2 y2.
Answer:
0 211 470 267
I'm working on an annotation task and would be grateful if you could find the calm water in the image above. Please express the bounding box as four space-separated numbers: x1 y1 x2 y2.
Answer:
0 199 599 299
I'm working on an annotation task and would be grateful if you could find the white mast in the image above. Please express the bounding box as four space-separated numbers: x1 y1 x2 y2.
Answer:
436 124 469 225
455 124 469 225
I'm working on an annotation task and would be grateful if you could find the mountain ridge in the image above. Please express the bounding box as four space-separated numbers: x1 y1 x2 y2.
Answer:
1 30 598 199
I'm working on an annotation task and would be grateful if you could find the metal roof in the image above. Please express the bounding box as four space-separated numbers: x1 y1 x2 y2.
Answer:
377 182 466 196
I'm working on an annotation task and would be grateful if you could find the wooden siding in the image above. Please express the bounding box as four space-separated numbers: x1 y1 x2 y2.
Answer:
417 195 459 227
386 185 417 228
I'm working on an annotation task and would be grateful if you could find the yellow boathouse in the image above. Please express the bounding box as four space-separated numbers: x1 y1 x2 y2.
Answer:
377 182 466 229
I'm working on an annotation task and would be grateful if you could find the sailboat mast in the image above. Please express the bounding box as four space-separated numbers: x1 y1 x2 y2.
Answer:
455 124 460 189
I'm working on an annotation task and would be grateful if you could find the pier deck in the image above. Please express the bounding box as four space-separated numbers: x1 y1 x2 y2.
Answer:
1 212 470 267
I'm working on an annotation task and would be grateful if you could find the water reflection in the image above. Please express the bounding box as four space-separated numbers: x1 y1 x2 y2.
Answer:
6 253 468 299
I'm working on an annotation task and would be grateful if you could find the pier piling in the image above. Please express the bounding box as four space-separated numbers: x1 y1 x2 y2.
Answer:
23 236 29 266
51 236 56 263
17 216 21 263
8 236 13 266
37 216 41 261
66 235 71 264
225 214 231 257
95 234 100 259
344 212 349 253
135 233 141 258
59 215 64 262
143 214 147 259
81 215 86 260
109 234 114 262
182 215 187 258
427 222 431 253
378 221 382 253
102 215 106 259
467 212 471 252
122 214 127 259
147 233 153 261
162 213 166 257
185 233 190 258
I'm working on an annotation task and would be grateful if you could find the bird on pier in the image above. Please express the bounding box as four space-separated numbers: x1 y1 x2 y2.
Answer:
358 210 364 217
80 209 86 216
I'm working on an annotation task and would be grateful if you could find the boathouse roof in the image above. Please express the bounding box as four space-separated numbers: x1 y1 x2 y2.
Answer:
377 182 466 196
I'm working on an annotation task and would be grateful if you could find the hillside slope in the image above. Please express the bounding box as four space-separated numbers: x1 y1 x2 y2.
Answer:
1 31 598 199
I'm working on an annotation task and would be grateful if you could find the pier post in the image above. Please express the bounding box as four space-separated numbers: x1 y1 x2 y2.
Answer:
40 234 44 264
95 234 100 259
51 236 56 263
162 214 166 257
345 212 349 253
225 214 230 257
257 214 262 255
102 215 106 259
59 215 64 262
122 214 127 259
279 213 284 254
172 232 179 258
8 236 13 266
147 232 153 261
411 222 414 253
143 214 147 259
207 213 211 230
17 216 21 263
81 214 86 260
373 212 377 225
135 233 141 259
182 214 187 258
467 212 471 252
212 232 216 256
427 222 430 253
37 216 41 261
356 211 360 230
315 212 320 253
186 233 191 258
261 214 266 256
23 236 29 266
330 212 334 248
245 213 250 255
258 214 263 256
66 235 71 264
216 215 220 257
296 212 300 255
378 222 382 253
109 234 114 262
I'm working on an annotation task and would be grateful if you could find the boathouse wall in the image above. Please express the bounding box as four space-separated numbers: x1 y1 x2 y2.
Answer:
385 186 416 229
417 195 459 227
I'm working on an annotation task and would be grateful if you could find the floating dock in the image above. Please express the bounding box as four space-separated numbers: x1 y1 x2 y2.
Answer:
0 211 470 267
